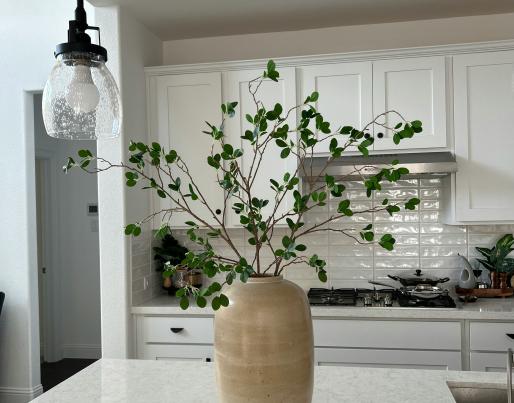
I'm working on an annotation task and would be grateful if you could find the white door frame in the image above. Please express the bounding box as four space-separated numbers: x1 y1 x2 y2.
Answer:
34 152 62 362
29 90 62 363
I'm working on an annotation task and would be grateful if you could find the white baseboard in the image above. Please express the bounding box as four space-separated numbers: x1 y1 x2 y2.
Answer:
62 344 101 359
0 384 43 403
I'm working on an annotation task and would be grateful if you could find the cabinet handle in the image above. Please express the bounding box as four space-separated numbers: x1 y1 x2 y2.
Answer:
215 209 222 215
206 358 211 362
377 133 384 139
506 334 514 340
170 327 184 334
364 133 371 139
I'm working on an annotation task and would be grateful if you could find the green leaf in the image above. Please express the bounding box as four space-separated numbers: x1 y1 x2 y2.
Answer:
337 200 350 213
78 149 92 158
211 297 221 311
196 296 207 308
124 224 136 235
280 148 290 159
405 197 420 210
179 296 189 310
219 294 229 307
386 205 401 216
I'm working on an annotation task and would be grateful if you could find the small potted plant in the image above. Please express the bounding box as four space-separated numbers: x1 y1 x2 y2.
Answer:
476 234 514 289
153 233 201 292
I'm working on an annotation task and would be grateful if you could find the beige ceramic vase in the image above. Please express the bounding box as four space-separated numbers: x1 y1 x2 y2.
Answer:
214 275 314 403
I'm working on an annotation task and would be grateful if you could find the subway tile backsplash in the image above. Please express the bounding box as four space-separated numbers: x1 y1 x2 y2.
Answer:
131 178 514 303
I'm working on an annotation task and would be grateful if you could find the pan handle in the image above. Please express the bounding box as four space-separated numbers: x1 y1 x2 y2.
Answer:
438 277 450 284
369 280 397 289
387 275 400 281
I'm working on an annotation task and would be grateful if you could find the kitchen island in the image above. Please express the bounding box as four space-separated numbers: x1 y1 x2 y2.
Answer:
31 358 509 402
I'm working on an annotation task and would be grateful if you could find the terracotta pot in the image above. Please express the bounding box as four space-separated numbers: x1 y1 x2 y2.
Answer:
214 275 314 403
498 272 508 289
490 271 501 289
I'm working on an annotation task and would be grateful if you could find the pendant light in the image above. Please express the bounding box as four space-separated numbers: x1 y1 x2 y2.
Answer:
42 0 121 140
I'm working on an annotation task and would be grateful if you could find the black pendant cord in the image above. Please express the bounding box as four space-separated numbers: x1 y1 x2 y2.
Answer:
55 0 107 61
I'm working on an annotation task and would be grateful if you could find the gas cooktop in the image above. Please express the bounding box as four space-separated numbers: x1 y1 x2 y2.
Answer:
307 288 456 308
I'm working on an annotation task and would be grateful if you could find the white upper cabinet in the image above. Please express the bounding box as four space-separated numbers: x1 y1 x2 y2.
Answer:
372 56 448 151
299 62 373 154
450 51 514 222
148 72 224 228
223 68 297 227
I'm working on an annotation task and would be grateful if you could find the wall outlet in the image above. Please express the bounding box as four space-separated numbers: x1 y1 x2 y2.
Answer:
143 276 150 290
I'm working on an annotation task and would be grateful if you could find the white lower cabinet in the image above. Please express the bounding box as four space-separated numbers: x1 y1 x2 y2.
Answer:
469 321 514 372
470 352 508 372
315 348 461 370
135 315 514 372
313 319 461 370
136 315 214 362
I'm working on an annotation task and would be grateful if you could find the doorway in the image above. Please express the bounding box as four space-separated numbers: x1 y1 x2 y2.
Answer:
32 93 101 391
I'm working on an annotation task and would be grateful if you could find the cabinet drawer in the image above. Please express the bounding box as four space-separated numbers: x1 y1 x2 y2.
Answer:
313 319 460 350
141 344 214 361
470 322 514 352
142 316 214 344
315 347 461 370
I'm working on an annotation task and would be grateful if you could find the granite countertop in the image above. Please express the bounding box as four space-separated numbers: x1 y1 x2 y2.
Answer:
131 294 514 320
31 358 509 403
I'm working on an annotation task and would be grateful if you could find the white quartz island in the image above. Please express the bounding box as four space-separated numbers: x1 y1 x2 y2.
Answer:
31 358 509 403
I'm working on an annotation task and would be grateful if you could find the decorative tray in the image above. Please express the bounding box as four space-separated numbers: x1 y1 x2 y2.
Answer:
455 286 514 298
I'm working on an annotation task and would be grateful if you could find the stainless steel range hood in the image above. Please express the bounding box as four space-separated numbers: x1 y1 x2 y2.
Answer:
300 152 457 180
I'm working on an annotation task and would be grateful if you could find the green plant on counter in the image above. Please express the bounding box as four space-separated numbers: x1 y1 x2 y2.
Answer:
153 233 189 273
476 234 514 273
64 60 422 310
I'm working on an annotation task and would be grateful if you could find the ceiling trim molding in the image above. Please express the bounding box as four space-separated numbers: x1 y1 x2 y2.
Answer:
145 39 514 76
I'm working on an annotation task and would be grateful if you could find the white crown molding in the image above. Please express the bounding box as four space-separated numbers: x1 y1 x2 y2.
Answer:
145 39 514 76
0 384 43 403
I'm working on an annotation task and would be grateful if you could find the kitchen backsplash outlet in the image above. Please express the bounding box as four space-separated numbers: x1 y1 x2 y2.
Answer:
131 178 514 304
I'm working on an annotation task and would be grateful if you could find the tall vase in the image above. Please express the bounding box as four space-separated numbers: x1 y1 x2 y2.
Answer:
214 275 314 403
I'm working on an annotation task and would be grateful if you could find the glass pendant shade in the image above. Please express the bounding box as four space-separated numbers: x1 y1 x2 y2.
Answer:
43 52 121 140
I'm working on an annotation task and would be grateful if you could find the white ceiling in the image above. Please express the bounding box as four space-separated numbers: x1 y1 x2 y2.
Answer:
89 0 514 41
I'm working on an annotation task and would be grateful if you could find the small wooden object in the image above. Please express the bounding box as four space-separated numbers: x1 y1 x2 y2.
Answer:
455 286 514 298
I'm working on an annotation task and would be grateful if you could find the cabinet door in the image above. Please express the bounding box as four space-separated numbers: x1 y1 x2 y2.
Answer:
149 72 224 228
453 51 514 222
299 62 373 154
315 348 461 370
223 68 297 227
373 56 447 150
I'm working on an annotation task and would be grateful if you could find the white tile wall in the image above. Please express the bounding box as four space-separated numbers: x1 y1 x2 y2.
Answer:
131 178 514 302
131 231 162 305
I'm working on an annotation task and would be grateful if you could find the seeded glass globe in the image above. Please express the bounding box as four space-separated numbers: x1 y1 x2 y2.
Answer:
42 52 121 140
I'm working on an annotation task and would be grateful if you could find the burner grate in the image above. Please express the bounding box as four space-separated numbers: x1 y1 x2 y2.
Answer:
308 288 357 306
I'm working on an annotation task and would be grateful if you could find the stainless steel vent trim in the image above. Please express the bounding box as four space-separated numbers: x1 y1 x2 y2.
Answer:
300 152 457 180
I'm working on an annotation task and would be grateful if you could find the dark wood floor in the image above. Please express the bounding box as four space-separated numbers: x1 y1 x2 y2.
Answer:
41 358 97 391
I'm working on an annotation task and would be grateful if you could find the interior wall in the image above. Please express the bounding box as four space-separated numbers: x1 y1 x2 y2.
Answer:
34 94 101 361
162 12 514 65
0 1 75 401
94 5 162 359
